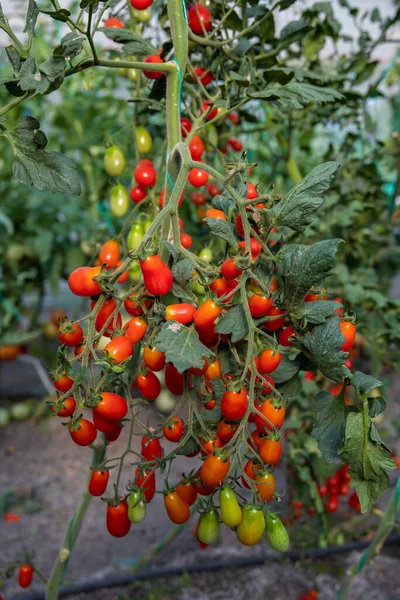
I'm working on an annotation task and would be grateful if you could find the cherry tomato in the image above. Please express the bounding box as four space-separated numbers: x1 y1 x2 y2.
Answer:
228 138 243 152
53 371 74 392
128 489 146 523
91 298 122 337
94 392 127 422
194 299 222 327
255 471 276 502
164 491 190 524
205 360 221 381
124 292 152 316
52 396 76 417
140 254 173 296
106 501 131 537
180 233 193 249
110 184 129 217
68 266 101 297
196 322 219 347
136 370 161 401
194 66 213 85
130 185 147 204
200 434 223 455
326 495 339 513
236 505 265 546
188 167 209 187
124 316 147 343
204 207 226 221
279 326 295 347
221 258 242 280
136 125 152 154
104 336 133 363
221 387 248 421
255 398 285 432
199 248 213 262
190 191 206 206
241 458 258 489
248 428 263 450
227 111 240 125
258 349 282 374
258 438 282 466
143 346 166 371
99 240 120 269
197 508 220 544
265 512 290 552
264 305 286 331
18 564 34 588
89 470 109 496
104 145 125 175
247 183 258 199
200 453 230 488
238 238 261 260
201 100 218 121
163 417 184 442
134 159 157 187
180 118 192 137
249 293 272 318
69 418 97 446
165 363 184 395
340 320 356 352
104 17 124 28
188 134 205 160
176 480 197 506
130 0 153 8
188 2 212 35
142 435 163 460
143 55 164 79
58 322 83 347
135 468 156 502
220 488 242 527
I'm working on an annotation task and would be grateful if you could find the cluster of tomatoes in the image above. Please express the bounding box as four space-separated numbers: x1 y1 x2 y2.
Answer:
318 466 361 514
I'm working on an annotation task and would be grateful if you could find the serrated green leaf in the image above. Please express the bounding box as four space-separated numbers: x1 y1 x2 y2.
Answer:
212 194 235 215
277 239 342 318
172 259 194 285
40 8 71 22
54 33 84 59
215 305 248 343
211 378 226 402
171 282 197 303
250 82 344 109
269 355 299 383
204 218 239 248
351 371 382 395
312 390 349 463
99 27 157 58
303 300 342 324
155 322 214 374
24 0 39 37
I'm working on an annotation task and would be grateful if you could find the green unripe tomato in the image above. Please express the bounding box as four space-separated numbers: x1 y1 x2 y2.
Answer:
129 259 142 282
143 219 152 232
110 184 129 217
104 145 126 177
204 124 218 151
265 513 289 552
220 488 242 528
6 243 27 262
236 505 265 546
199 247 213 263
136 126 153 154
128 490 146 523
0 407 10 428
197 508 220 544
133 7 151 23
191 280 205 295
10 401 31 421
127 222 144 251
128 69 138 82
117 67 127 77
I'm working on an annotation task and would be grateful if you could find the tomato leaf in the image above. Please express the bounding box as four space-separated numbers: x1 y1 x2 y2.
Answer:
99 27 158 58
312 390 350 463
351 371 385 418
176 436 199 456
171 282 197 303
40 8 71 22
250 82 344 109
269 355 299 383
296 317 351 382
155 322 214 373
276 239 342 319
277 373 302 399
204 218 240 248
340 411 396 512
210 378 226 402
172 259 194 285
303 300 342 324
54 33 84 59
24 0 39 38
212 194 236 216
215 305 249 343
0 329 41 345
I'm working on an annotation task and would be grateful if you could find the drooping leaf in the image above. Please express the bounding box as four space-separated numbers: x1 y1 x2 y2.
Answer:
303 300 342 324
99 27 157 58
24 0 39 37
172 259 194 286
250 82 344 109
215 305 249 343
155 322 214 373
351 371 382 396
54 33 84 59
40 8 71 22
312 390 350 463
204 218 240 248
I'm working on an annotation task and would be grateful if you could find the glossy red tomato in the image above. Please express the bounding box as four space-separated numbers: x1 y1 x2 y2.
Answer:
194 299 222 327
196 322 219 348
176 480 197 506
189 135 205 160
194 66 213 85
143 55 164 80
104 336 132 363
140 255 173 296
258 349 282 374
143 346 166 371
124 293 152 316
124 316 147 343
18 564 34 588
99 240 120 269
247 183 258 199
221 258 242 280
279 326 295 347
249 294 273 318
68 266 102 297
188 167 209 187
221 387 248 420
180 118 192 137
89 470 110 496
94 392 127 421
104 16 124 28
58 322 83 347
201 100 218 121
188 2 212 35
180 233 193 249
264 305 286 331
115 261 129 284
53 371 74 392
238 238 261 260
200 435 223 455
106 501 131 537
164 491 190 524
255 398 285 432
163 416 184 442
241 458 258 488
130 185 147 204
69 418 97 446
165 303 196 324
91 298 122 337
137 370 161 401
200 454 230 488
165 363 185 395
135 468 156 502
142 436 163 460
340 320 356 352
217 419 238 442
134 159 157 187
258 438 282 466
52 395 76 417
130 0 153 9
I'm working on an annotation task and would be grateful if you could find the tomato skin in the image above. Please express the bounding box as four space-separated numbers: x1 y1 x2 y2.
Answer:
104 422 123 442
180 118 192 137
143 346 166 371
279 326 295 347
197 509 220 544
204 208 226 221
264 305 286 331
236 505 265 546
69 419 97 446
217 420 238 443
128 490 146 523
18 564 34 588
265 513 289 552
196 322 219 348
99 240 120 269
194 66 213 85
137 370 161 401
163 417 184 442
104 336 133 363
58 323 83 347
130 185 147 204
200 435 223 456
106 502 131 537
124 316 147 344
220 488 242 528
143 55 165 80
188 2 212 35
255 398 285 432
53 372 74 392
165 303 196 325
130 0 153 8
194 299 222 328
180 233 193 249
340 320 356 352
188 167 209 187
135 468 156 502
189 135 205 160
176 481 197 506
89 470 110 496
258 349 282 374
221 258 242 280
221 388 248 421
104 17 124 28
247 183 258 199
200 454 230 488
104 145 126 175
91 298 122 338
140 255 173 296
205 360 221 381
164 492 191 524
165 363 184 395
242 459 258 489
258 438 282 466
52 396 76 417
255 471 276 502
92 410 121 434
124 293 152 317
142 436 162 461
94 392 127 422
68 266 101 297
249 294 273 318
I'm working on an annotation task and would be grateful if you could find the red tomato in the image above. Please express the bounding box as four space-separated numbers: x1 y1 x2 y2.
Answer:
53 372 74 392
18 564 34 588
201 100 218 121
249 293 272 318
264 305 286 331
106 501 131 537
124 293 152 316
137 370 161 401
326 495 339 513
180 118 192 137
176 480 197 506
104 17 124 28
104 336 133 363
194 66 213 85
69 418 97 446
228 138 243 152
194 299 222 327
165 363 184 395
142 436 163 460
340 320 356 352
190 191 206 206
164 491 191 524
221 387 248 421
140 255 173 296
163 416 184 442
221 258 242 280
247 183 258 199
130 0 153 9
200 454 230 488
134 159 157 187
143 346 166 371
130 185 147 204
135 468 156 502
188 2 212 35
165 303 196 324
94 392 127 421
207 184 221 198
227 111 240 125
89 470 110 496
91 298 122 337
238 238 261 260
68 266 101 297
254 471 276 502
196 322 219 348
248 428 263 450
52 396 76 417
180 233 193 249
204 208 226 221
188 167 209 187
217 420 238 442
189 135 205 160
242 458 258 488
258 438 282 466
205 360 221 381
58 323 83 347
99 240 120 269
124 316 147 343
279 326 295 347
258 349 282 374
255 398 285 431
200 435 223 455
143 55 164 80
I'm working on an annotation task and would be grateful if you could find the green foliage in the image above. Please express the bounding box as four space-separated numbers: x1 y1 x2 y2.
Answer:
155 322 214 373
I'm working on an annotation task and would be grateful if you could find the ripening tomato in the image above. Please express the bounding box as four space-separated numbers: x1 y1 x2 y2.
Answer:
163 417 184 442
134 159 157 187
204 207 226 221
258 438 282 466
164 491 190 524
188 167 209 187
91 298 122 337
143 55 164 80
52 396 76 417
200 434 223 455
68 266 102 297
69 418 97 446
255 398 285 432
53 371 74 392
279 326 295 347
124 316 147 344
176 480 197 506
94 392 128 423
130 0 153 9
110 184 129 217
107 501 131 537
104 145 126 176
104 336 133 363
201 100 218 121
188 2 212 35
221 387 248 421
180 233 193 249
124 293 152 317
137 370 161 401
190 191 206 206
258 349 282 374
99 240 120 269
221 258 242 280
194 66 213 85
140 255 173 296
104 16 124 28
210 277 238 303
200 454 230 488
128 489 146 523
130 185 147 204
205 360 221 381
189 135 205 160
236 505 265 546
135 468 156 502
217 420 238 442
197 508 220 544
264 305 286 331
165 363 185 395
194 299 222 328
238 238 261 260
220 488 242 528
58 322 83 347
241 459 258 489
180 118 192 137
89 470 110 496
143 346 165 371
18 564 34 588
249 294 273 318
116 263 128 283
255 471 276 502
142 435 163 460
340 320 356 352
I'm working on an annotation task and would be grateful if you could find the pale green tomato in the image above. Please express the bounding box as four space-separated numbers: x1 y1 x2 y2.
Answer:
10 401 31 421
104 145 126 177
133 8 151 23
191 280 205 295
117 67 127 77
128 490 147 523
128 68 138 82
199 247 213 263
0 407 10 428
143 219 152 232
204 124 218 151
110 184 129 217
129 259 142 282
155 389 177 413
127 222 144 251
136 126 153 154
